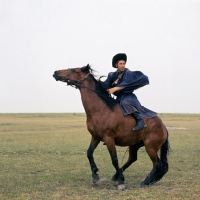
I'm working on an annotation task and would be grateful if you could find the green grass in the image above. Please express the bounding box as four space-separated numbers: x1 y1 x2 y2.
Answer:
0 113 200 199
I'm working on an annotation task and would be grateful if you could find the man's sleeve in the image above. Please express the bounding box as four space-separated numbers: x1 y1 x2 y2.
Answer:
117 71 149 91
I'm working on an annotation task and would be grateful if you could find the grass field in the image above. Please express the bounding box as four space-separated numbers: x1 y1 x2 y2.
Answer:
0 113 200 200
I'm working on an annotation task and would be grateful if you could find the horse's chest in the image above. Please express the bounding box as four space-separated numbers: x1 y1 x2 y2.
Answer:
86 120 103 136
87 122 99 133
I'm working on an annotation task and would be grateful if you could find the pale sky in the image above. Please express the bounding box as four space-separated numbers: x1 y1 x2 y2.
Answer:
1 0 200 113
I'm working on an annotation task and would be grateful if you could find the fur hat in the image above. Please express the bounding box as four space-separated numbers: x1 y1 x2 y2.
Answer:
112 53 127 68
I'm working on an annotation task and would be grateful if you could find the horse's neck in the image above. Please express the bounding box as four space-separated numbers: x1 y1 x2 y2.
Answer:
79 79 107 116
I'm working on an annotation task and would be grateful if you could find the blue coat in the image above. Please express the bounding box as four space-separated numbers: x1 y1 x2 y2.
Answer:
104 68 157 118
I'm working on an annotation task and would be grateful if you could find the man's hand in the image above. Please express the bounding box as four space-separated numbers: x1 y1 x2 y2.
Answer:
107 87 125 94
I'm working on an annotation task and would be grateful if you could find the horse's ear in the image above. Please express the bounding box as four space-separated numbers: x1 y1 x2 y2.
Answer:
82 64 90 72
85 64 90 70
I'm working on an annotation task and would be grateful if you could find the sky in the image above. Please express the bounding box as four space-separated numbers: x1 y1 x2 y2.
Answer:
0 0 200 113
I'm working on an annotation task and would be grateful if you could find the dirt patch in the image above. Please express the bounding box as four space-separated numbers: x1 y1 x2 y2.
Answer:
166 127 188 130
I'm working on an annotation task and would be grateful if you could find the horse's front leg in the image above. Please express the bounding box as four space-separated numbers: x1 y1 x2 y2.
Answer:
105 137 125 190
112 142 144 181
87 136 100 183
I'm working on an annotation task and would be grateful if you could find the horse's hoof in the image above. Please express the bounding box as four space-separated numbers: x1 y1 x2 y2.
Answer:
140 181 149 188
140 184 149 188
92 175 99 184
111 174 118 182
117 184 125 190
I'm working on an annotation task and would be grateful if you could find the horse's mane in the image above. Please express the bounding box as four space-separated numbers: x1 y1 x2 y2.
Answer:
81 65 118 110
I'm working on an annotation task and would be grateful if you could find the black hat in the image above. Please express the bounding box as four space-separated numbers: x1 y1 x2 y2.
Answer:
112 53 127 68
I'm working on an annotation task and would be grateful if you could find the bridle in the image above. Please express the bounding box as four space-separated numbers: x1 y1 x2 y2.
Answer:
64 68 90 87
64 68 103 93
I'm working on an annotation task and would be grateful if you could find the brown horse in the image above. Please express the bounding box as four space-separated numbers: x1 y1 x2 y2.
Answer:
53 64 169 189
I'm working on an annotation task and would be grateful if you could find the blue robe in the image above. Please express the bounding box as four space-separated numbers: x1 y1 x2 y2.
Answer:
104 68 157 118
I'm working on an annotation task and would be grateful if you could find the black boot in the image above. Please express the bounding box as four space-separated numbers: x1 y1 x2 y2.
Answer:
132 112 147 131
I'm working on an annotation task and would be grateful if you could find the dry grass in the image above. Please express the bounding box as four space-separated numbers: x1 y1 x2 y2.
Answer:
0 113 200 200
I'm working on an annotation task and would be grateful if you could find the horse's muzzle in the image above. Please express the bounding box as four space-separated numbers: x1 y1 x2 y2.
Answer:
53 71 62 81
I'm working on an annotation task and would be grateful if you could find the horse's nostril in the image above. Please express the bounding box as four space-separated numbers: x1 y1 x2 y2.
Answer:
53 71 58 77
53 71 57 78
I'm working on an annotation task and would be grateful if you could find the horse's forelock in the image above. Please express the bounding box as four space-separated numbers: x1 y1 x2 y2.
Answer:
81 64 93 73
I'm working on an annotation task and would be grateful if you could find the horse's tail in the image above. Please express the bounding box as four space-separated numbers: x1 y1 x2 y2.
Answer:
160 129 170 166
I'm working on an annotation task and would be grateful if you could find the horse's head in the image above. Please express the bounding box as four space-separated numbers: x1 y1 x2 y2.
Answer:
53 64 91 86
53 64 118 109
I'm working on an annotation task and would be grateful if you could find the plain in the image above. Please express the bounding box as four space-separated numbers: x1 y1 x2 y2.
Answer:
0 113 200 200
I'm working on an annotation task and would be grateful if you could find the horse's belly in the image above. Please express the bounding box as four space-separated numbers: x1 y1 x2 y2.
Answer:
115 134 141 146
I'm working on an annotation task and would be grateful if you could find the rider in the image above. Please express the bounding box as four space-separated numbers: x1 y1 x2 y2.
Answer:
104 53 157 131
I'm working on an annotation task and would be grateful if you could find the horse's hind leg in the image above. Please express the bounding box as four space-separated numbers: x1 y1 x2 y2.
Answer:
141 138 169 187
87 136 100 183
112 141 144 181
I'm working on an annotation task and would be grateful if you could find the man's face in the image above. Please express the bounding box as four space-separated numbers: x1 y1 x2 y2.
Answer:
116 60 126 72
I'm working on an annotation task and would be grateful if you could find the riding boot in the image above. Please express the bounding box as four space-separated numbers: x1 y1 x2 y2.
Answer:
132 112 147 131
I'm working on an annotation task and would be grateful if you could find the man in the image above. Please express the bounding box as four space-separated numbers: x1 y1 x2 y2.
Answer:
104 53 157 131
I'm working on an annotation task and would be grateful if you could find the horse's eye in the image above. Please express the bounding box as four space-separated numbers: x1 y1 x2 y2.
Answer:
71 69 75 72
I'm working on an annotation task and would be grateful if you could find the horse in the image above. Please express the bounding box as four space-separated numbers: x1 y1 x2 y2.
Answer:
53 64 169 190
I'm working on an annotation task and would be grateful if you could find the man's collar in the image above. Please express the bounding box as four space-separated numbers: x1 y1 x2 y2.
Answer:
117 68 127 74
